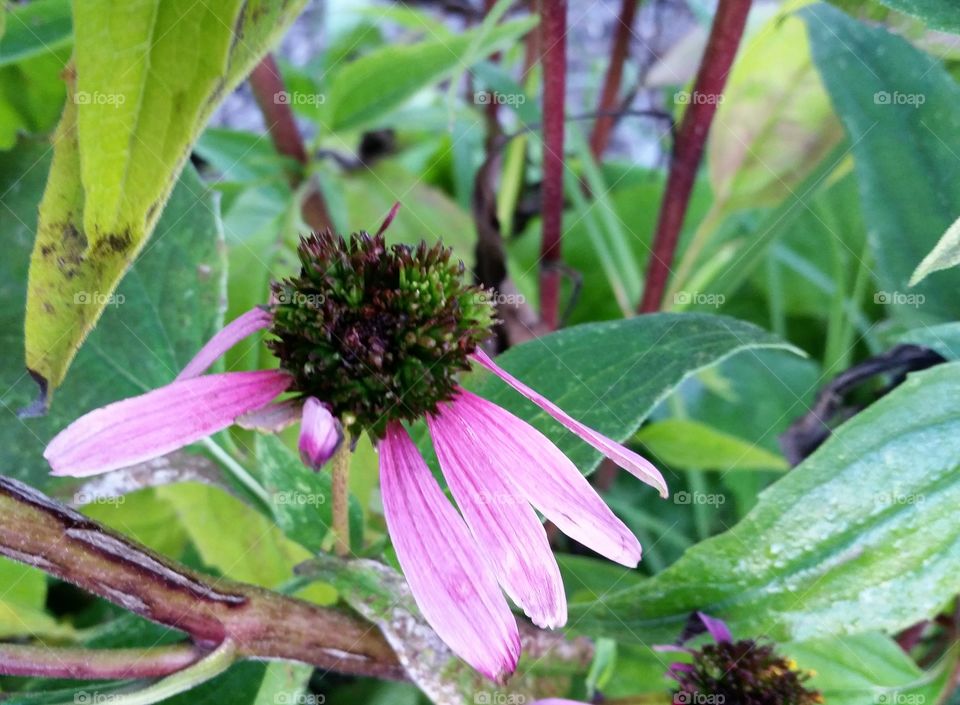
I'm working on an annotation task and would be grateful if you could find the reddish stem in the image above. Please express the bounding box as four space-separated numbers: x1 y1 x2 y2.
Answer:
249 54 333 232
539 0 568 330
0 644 204 680
637 0 752 313
589 0 640 160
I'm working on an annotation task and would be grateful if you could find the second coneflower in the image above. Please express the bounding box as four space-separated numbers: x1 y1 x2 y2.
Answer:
45 210 668 682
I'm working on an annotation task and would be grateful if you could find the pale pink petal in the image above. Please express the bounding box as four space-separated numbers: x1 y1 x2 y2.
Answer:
428 403 566 629
298 398 342 470
45 371 291 477
452 390 642 567
379 422 520 682
472 349 669 498
236 399 303 432
176 307 273 381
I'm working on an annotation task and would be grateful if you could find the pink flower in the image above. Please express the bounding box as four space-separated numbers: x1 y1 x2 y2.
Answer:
45 232 667 683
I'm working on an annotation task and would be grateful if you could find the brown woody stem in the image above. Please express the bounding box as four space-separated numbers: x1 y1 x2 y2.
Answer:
589 0 640 159
0 476 404 681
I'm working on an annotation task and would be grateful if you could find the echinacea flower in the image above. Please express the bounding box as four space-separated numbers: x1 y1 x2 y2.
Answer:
657 612 822 705
45 214 667 682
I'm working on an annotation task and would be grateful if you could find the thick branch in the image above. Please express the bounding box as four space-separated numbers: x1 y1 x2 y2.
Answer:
637 0 751 313
0 476 404 681
539 0 568 331
589 0 640 159
249 54 333 232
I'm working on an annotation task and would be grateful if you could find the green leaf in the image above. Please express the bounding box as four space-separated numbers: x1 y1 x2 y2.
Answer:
804 3 960 324
152 482 327 597
24 0 306 394
0 0 72 67
636 419 789 471
0 141 225 491
257 434 364 554
328 15 537 132
0 557 72 639
910 214 960 286
471 313 802 476
874 0 960 33
708 2 843 211
569 362 960 644
788 633 958 705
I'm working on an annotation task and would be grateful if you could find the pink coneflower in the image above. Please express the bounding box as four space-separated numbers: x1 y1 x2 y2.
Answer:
45 216 667 682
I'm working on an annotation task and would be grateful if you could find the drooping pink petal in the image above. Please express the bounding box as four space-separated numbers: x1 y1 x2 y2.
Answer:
236 399 302 432
175 307 273 381
45 371 291 477
471 349 669 498
298 397 342 470
379 422 520 682
428 403 566 629
452 390 642 567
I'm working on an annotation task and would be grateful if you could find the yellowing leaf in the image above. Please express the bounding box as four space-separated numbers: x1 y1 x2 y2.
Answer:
636 418 789 471
910 213 960 286
708 3 844 211
25 0 306 396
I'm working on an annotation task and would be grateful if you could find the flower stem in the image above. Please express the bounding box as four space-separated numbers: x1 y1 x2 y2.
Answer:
0 643 205 680
637 0 752 313
539 0 568 330
92 640 237 705
331 433 352 557
589 0 640 159
249 54 333 231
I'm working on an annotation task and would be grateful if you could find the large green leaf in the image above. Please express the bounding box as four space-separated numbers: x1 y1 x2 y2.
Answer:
636 419 789 472
788 633 957 705
875 0 960 33
24 0 306 395
0 141 225 491
471 313 801 476
910 214 960 286
569 362 960 643
328 15 536 132
0 557 71 640
804 3 960 324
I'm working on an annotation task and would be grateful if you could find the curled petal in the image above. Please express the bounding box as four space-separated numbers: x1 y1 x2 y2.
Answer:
176 307 273 381
428 403 566 629
298 398 342 470
697 612 732 644
236 399 303 432
45 371 291 477
471 349 668 498
451 390 642 567
379 422 520 682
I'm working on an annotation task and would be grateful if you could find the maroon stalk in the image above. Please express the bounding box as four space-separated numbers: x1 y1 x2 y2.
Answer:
637 0 752 313
0 477 403 681
539 0 568 330
0 644 204 680
249 54 333 232
589 0 640 160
